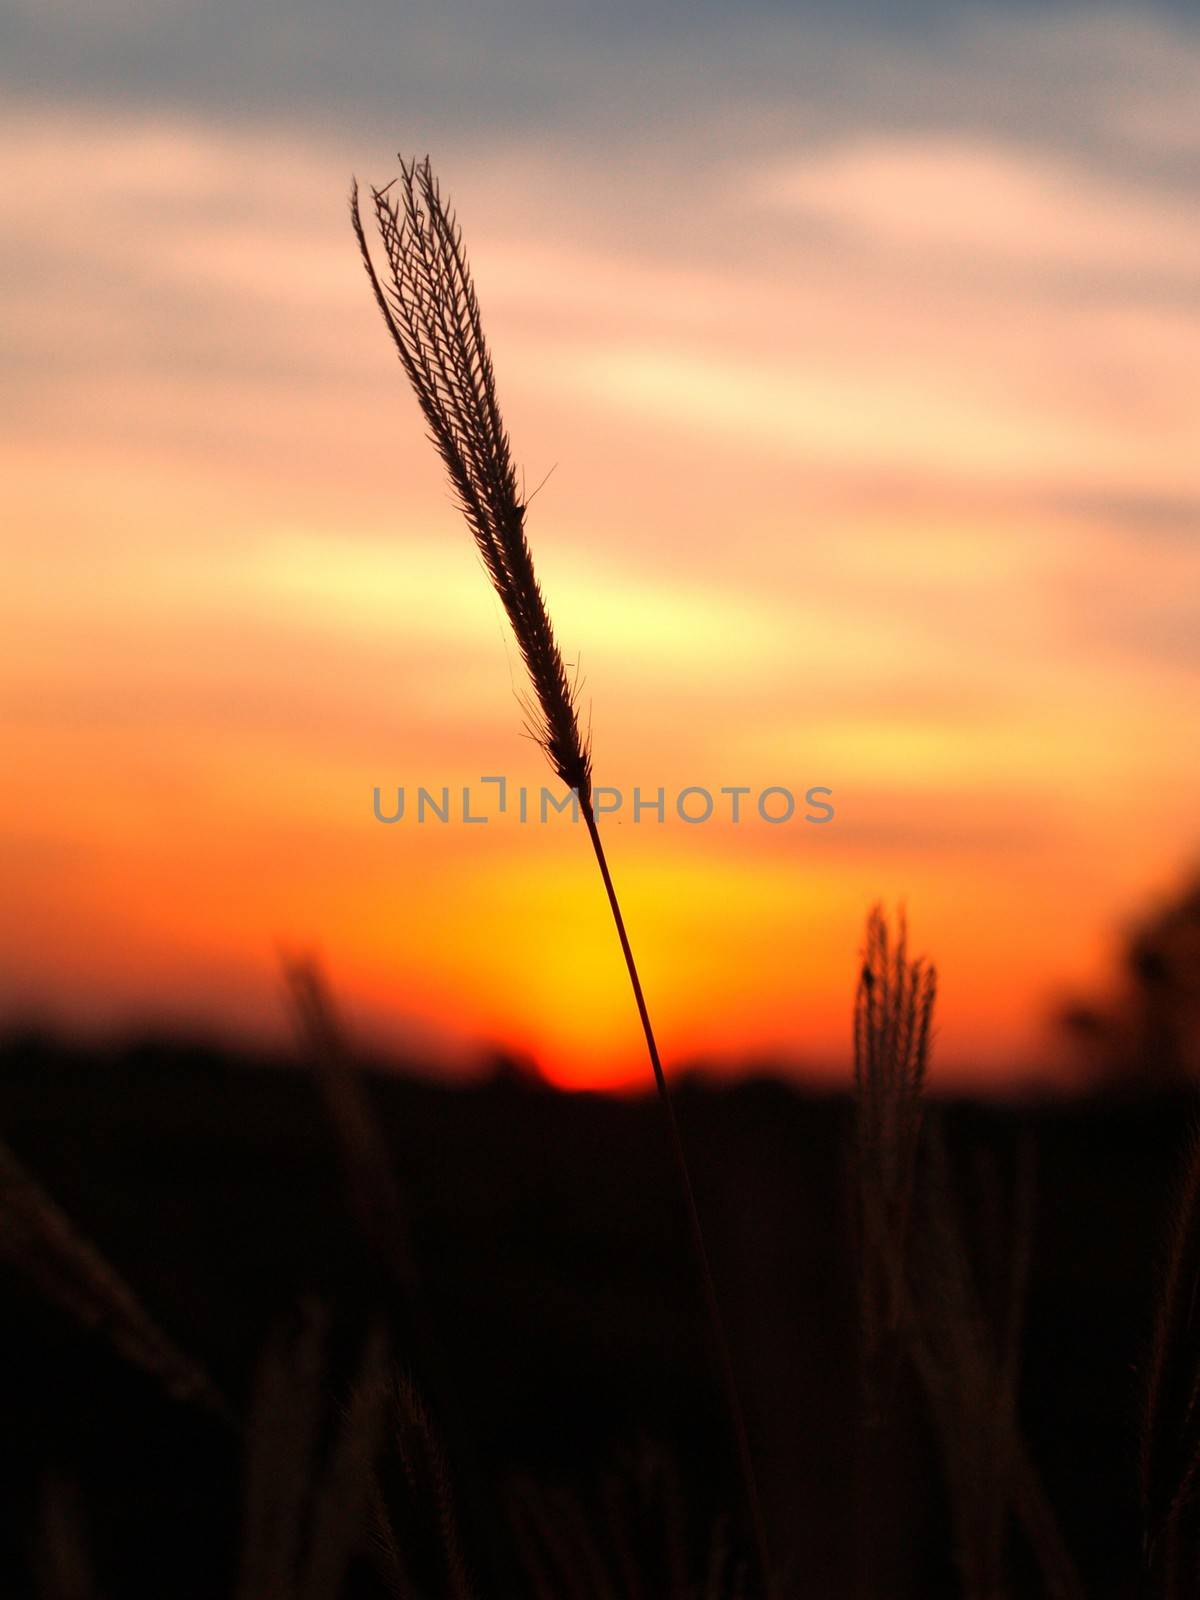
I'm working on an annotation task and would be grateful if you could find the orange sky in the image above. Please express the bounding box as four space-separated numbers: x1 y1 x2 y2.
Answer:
2 8 1199 1088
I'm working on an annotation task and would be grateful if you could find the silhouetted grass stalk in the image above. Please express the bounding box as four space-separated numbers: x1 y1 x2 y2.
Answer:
853 907 934 1423
350 155 770 1592
851 907 1083 1600
0 1133 232 1424
1143 1120 1200 1598
851 908 935 1597
283 954 500 1591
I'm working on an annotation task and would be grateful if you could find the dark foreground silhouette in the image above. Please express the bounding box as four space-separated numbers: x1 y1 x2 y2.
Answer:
0 1027 1191 1597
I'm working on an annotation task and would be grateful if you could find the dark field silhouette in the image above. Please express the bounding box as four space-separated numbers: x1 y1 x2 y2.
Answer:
1 1019 1195 1598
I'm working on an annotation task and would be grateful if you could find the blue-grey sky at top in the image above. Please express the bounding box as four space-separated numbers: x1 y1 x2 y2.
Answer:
3 1 1197 157
6 0 1197 308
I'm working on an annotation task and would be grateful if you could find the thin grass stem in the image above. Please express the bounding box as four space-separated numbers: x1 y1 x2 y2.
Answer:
352 155 772 1594
582 801 772 1593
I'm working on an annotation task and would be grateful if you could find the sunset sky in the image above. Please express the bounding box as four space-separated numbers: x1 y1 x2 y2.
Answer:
2 2 1199 1087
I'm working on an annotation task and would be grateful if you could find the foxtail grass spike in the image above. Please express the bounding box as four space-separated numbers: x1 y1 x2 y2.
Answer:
350 158 590 803
352 155 771 1594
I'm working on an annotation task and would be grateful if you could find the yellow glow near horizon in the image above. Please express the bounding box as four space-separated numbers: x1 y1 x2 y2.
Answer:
2 71 1199 1089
